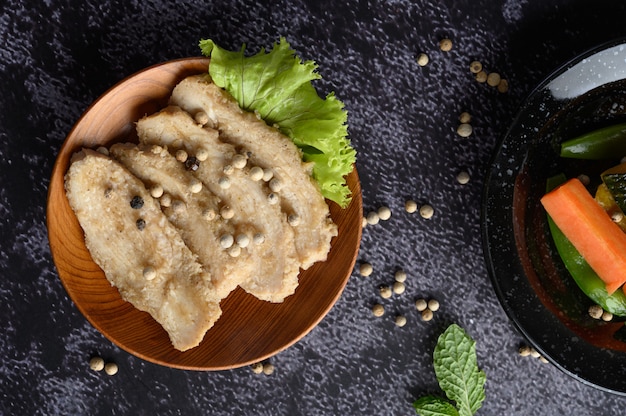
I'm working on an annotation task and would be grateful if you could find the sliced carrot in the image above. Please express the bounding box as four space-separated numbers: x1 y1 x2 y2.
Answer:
541 178 626 295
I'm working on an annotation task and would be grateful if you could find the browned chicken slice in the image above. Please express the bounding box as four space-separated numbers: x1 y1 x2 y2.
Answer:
170 75 338 270
64 149 222 351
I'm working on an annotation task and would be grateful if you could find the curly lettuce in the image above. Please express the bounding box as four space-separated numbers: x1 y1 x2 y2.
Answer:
199 37 356 208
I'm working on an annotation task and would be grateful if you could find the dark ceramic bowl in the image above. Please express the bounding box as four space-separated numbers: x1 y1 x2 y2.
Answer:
483 39 626 395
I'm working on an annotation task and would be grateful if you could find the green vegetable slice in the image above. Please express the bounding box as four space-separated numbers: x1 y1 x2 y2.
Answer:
199 37 356 208
546 174 626 316
560 122 626 160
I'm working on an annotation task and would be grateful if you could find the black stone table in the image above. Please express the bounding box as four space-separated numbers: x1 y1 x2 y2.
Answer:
3 0 626 414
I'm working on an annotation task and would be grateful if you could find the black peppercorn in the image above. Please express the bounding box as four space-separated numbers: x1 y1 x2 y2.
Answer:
136 218 146 230
130 195 144 209
185 156 200 171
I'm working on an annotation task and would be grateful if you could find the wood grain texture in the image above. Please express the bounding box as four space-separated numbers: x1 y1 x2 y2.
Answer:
46 58 362 370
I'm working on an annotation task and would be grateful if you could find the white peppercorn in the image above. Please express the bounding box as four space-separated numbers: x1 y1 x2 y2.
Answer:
415 298 428 312
104 362 118 376
419 204 434 219
89 356 105 371
379 285 392 299
416 53 429 66
457 123 473 138
392 281 406 295
377 206 392 221
395 315 407 327
405 200 418 213
394 270 407 282
359 262 373 277
366 211 380 225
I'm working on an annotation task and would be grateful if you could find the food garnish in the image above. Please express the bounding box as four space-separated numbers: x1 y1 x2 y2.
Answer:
413 324 486 416
199 37 356 208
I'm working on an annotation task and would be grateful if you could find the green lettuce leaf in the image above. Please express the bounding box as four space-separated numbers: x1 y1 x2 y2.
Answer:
199 37 356 207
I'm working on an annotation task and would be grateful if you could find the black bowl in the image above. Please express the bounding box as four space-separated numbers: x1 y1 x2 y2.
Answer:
483 39 626 395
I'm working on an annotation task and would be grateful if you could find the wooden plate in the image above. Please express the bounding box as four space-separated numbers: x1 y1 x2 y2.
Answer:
46 58 363 370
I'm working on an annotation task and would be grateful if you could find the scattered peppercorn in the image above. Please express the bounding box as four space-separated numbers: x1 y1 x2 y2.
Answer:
394 270 407 283
218 176 231 189
359 262 373 277
194 111 209 126
220 206 235 219
518 345 532 357
439 38 452 52
130 196 144 209
287 214 301 226
236 234 250 248
372 303 385 317
262 363 275 375
486 72 501 87
602 310 614 322
160 194 172 207
405 200 418 213
469 60 483 74
497 79 509 93
104 362 118 376
228 245 242 258
419 204 434 219
427 299 440 312
268 193 279 205
232 154 248 169
421 308 433 321
456 171 470 184
416 53 429 66
588 304 603 319
395 315 407 327
415 298 428 312
377 206 392 221
175 149 188 163
262 169 274 182
366 211 380 225
392 281 406 295
475 71 488 83
136 218 146 231
250 166 264 181
143 266 156 281
149 184 164 199
89 356 105 371
458 112 472 124
196 148 209 162
379 285 392 299
217 155 233 170
457 123 473 138
185 156 200 171
251 362 264 374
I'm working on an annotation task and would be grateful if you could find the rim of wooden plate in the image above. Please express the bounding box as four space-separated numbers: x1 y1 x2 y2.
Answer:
46 57 363 370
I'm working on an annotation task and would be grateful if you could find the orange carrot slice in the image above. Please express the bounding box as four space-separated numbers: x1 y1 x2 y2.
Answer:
541 178 626 295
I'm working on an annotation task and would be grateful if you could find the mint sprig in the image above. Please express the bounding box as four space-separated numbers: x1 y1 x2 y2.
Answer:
413 324 486 416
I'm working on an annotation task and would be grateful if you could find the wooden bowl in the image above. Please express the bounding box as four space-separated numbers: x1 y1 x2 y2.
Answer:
46 58 363 370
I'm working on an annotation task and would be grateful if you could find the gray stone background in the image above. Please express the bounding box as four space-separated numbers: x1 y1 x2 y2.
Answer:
3 0 626 414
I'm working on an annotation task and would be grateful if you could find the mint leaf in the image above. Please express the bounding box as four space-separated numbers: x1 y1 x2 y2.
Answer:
413 396 459 416
199 38 356 208
434 324 486 416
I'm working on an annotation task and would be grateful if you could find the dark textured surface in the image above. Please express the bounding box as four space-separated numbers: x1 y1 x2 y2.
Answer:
4 0 626 414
